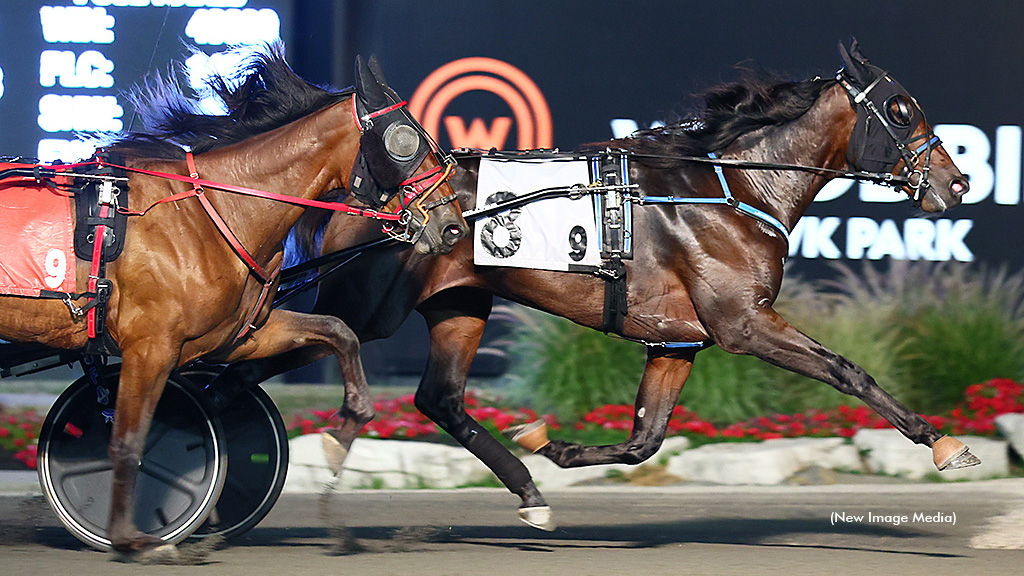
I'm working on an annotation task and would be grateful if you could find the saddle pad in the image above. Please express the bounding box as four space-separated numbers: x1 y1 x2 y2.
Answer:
473 158 602 271
0 172 75 296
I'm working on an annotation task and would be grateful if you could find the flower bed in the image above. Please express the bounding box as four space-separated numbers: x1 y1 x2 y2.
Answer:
0 407 42 469
285 392 558 440
2 378 1023 471
565 379 1024 443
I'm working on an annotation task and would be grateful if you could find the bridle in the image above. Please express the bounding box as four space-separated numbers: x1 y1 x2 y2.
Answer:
350 93 457 244
835 67 942 202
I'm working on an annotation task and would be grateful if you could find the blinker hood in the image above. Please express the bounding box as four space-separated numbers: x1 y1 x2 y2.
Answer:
348 54 430 209
838 39 924 174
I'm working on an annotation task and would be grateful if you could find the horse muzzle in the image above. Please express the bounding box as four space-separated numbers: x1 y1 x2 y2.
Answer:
918 176 968 212
410 214 467 255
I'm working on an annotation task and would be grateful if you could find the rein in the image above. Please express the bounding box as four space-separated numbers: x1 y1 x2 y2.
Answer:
96 157 403 222
624 151 912 186
455 144 922 249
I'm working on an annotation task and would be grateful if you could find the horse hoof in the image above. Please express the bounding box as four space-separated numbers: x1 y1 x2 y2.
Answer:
518 505 556 531
933 435 982 471
133 543 181 565
503 421 550 453
321 430 350 476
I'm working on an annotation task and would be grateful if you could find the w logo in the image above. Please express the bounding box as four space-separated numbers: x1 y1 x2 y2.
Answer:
409 58 552 150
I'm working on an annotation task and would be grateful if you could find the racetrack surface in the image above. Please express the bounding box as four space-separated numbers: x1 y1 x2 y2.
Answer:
1 480 1022 575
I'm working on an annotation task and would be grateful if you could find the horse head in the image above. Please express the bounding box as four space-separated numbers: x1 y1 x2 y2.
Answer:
837 39 969 212
351 55 467 254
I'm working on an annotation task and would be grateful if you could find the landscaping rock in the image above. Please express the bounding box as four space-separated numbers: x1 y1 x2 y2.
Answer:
995 413 1024 460
287 434 693 493
522 436 691 489
284 435 493 492
852 429 1009 481
664 437 862 485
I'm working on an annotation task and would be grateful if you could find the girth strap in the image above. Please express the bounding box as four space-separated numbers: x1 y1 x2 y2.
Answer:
599 258 628 334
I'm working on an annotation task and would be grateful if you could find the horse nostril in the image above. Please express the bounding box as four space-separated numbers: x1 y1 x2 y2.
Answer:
443 224 465 244
950 178 969 197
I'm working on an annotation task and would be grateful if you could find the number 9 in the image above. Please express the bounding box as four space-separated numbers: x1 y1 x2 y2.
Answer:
44 248 67 289
568 225 587 262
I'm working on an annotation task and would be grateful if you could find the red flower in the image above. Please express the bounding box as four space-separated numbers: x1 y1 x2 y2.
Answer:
14 445 37 469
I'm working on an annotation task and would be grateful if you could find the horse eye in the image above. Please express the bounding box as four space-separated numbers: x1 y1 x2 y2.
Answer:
884 95 913 128
383 123 421 162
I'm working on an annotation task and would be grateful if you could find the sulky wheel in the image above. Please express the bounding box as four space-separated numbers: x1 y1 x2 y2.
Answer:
178 367 289 540
36 365 227 551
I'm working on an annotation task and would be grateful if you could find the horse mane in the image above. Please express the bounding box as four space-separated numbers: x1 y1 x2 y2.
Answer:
106 42 354 160
585 73 837 165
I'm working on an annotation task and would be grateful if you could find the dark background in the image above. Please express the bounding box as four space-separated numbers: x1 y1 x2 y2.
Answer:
2 1 1022 381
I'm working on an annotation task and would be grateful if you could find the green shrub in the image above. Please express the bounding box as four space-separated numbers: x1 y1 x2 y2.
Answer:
505 307 645 420
888 264 1024 412
678 346 781 423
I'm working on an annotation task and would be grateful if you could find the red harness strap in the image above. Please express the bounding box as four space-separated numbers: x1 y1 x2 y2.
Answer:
351 94 408 133
185 153 272 283
86 204 108 339
96 157 403 222
184 152 278 342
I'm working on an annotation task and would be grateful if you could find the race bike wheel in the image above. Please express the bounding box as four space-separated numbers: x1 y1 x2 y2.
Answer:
36 365 227 551
179 367 289 540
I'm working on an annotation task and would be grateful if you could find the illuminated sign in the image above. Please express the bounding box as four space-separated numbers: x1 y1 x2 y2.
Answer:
409 57 553 150
0 1 291 161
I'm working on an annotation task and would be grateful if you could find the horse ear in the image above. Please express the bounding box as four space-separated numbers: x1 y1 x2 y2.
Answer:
848 37 869 64
838 37 870 83
355 54 388 109
367 55 389 87
366 54 403 104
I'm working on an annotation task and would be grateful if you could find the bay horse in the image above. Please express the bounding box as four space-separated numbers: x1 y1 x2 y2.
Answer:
233 40 972 529
0 44 465 555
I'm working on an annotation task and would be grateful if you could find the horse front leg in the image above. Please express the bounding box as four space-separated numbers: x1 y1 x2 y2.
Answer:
515 347 694 467
707 298 980 471
416 294 552 530
222 309 374 475
108 339 179 555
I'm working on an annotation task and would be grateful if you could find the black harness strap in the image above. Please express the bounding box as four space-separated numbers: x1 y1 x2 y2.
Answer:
599 257 628 334
73 152 129 262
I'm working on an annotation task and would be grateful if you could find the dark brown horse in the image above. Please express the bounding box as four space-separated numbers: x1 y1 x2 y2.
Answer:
234 40 972 529
0 44 465 555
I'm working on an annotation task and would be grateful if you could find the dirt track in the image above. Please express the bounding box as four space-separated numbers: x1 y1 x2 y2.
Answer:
2 480 1023 575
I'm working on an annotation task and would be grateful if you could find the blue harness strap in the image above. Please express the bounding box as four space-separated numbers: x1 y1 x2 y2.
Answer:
640 152 791 246
913 134 941 156
632 152 792 351
656 340 713 350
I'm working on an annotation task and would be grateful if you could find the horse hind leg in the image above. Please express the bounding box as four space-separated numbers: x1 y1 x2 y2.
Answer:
510 348 694 469
708 301 980 471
